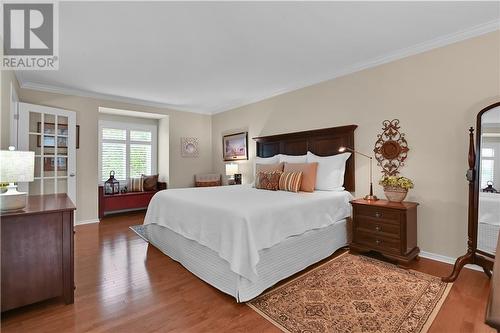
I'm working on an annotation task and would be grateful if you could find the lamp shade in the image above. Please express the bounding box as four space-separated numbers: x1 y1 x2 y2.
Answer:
225 163 238 176
0 149 35 183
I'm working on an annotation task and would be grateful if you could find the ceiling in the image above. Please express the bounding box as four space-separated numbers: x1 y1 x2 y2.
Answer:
16 1 500 115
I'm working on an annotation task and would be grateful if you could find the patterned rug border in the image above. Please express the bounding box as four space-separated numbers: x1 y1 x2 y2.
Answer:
247 251 351 333
420 282 453 333
247 252 453 333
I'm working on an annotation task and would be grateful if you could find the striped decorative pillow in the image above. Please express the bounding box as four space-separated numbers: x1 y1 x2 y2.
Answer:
128 177 143 192
279 171 303 193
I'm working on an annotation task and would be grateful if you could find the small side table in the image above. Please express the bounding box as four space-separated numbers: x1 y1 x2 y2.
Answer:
350 198 419 265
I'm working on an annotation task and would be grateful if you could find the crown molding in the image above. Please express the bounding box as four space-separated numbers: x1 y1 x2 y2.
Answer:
16 19 500 116
211 19 500 115
17 79 211 115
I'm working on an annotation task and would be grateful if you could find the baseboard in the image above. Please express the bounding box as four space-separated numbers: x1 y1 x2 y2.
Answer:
74 218 100 226
420 250 482 272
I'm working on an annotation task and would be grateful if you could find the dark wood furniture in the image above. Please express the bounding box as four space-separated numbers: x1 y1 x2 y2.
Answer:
194 174 222 187
443 102 500 282
350 199 419 265
98 182 167 219
486 232 500 331
1 194 76 312
253 125 357 192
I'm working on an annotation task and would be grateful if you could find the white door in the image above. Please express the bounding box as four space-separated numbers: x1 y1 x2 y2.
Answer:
17 103 77 204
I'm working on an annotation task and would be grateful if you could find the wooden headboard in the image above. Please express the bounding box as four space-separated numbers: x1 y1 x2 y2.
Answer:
253 125 357 192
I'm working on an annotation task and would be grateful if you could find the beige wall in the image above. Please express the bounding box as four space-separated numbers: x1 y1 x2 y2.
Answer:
14 90 212 222
0 70 20 149
212 31 500 259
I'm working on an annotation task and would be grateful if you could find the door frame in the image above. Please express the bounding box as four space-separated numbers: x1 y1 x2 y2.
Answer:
17 102 77 204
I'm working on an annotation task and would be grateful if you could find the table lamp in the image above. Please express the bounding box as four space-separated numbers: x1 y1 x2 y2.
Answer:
0 146 35 211
339 146 378 201
225 163 239 185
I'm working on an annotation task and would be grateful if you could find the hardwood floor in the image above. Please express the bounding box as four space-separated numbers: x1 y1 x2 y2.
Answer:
1 211 495 333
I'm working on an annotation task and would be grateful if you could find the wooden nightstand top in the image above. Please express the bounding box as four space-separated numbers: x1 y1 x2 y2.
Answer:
350 198 418 210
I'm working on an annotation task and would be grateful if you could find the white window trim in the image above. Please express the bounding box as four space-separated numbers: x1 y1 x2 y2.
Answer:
98 120 158 184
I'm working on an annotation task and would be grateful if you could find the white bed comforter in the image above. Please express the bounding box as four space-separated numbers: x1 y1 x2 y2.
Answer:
144 185 352 282
479 192 500 225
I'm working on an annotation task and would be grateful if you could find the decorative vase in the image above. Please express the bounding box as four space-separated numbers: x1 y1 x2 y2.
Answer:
383 186 408 202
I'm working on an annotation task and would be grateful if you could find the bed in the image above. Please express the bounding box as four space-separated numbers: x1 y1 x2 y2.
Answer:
142 125 357 302
478 192 500 254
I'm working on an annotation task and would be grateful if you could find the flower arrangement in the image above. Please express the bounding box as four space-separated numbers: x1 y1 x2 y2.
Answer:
379 176 414 190
379 176 414 202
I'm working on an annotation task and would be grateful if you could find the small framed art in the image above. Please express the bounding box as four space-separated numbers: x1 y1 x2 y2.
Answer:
181 137 200 158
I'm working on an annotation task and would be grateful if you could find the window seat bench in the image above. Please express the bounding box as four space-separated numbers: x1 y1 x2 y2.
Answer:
98 182 167 219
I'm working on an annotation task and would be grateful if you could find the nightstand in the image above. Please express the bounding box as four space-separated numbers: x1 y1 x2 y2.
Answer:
350 199 419 265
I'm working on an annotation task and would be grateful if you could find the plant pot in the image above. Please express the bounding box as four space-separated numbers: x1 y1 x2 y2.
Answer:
383 186 408 202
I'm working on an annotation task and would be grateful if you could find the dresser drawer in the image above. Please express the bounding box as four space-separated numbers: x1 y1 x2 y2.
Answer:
356 217 400 237
355 206 400 223
355 230 401 254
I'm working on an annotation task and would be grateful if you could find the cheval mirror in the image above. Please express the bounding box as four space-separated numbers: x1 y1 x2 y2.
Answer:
443 102 500 282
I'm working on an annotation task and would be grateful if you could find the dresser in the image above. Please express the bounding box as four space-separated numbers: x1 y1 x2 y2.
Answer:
1 194 76 312
350 199 419 265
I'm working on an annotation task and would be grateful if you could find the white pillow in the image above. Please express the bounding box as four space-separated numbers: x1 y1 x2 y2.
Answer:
306 151 351 191
255 155 280 164
252 155 280 186
278 154 307 164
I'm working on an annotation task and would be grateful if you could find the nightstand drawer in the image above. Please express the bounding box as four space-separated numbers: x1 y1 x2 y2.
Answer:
356 217 400 237
355 206 400 223
356 231 401 253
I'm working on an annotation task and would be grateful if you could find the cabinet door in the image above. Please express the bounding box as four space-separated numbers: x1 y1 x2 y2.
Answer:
1 213 63 311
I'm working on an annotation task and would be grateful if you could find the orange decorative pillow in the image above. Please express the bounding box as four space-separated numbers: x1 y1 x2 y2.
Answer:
279 171 303 193
255 162 284 184
283 162 318 192
256 171 283 191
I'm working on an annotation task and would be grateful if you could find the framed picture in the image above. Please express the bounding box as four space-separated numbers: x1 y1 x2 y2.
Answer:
181 137 200 158
37 122 80 149
223 132 248 161
44 157 67 172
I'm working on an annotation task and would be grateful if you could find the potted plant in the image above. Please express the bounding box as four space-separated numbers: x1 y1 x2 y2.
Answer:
379 176 414 202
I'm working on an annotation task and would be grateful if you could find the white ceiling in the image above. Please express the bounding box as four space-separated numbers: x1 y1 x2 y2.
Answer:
17 1 500 115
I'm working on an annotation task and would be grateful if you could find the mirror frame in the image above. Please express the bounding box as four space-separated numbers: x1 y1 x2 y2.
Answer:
443 101 500 282
474 102 500 259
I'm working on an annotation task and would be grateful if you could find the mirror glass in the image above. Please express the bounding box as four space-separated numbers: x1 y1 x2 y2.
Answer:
478 106 500 255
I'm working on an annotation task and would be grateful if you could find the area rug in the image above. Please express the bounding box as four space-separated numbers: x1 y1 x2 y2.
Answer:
129 224 149 242
248 253 452 333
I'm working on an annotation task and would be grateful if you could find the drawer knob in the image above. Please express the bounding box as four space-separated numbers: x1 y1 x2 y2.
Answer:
375 225 381 231
375 239 381 245
375 212 381 218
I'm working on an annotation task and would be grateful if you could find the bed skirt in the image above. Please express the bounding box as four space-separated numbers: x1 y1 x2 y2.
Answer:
143 219 348 302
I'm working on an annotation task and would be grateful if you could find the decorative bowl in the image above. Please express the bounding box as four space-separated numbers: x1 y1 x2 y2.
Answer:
383 186 408 202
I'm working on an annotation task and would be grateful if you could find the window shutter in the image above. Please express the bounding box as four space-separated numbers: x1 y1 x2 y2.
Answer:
101 142 126 181
100 124 155 182
130 144 152 178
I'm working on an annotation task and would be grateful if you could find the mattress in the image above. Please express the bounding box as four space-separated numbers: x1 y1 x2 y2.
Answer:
478 192 500 254
478 222 500 255
143 219 348 302
144 185 352 281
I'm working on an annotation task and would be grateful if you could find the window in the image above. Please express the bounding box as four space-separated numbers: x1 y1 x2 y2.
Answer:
481 147 495 189
99 121 157 182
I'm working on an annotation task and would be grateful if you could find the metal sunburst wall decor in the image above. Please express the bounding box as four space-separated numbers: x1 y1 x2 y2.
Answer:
373 119 409 176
